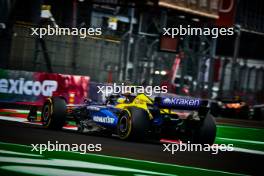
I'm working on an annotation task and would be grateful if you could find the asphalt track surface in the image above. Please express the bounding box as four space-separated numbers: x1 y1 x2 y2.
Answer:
0 120 263 175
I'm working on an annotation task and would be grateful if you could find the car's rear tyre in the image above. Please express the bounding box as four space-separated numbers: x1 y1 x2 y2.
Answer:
191 113 216 145
117 107 149 140
41 97 67 130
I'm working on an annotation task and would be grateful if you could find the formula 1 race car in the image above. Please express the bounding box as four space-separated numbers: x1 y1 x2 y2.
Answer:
210 98 250 119
30 93 216 144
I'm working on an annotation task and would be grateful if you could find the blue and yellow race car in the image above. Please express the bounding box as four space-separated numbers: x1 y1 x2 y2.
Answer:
34 93 216 144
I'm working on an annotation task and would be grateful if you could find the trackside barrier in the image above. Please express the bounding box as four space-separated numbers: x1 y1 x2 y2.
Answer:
0 68 90 106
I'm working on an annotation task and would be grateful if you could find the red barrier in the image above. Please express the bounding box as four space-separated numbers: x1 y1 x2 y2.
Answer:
0 69 90 106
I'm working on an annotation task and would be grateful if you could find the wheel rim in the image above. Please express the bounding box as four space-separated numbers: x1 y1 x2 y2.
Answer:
118 114 131 139
42 105 50 122
119 116 128 133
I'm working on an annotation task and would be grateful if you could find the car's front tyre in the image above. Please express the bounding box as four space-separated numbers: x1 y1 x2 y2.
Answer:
117 107 150 141
41 97 67 130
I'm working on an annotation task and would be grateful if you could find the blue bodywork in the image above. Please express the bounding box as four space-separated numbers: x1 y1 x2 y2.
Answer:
84 105 120 128
154 96 203 110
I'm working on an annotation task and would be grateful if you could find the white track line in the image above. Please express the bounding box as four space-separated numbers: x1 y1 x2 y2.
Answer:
233 147 264 155
217 137 264 145
0 109 30 113
0 116 27 122
0 115 77 130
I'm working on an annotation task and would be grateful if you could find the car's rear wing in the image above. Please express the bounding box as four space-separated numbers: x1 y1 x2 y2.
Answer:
154 97 210 115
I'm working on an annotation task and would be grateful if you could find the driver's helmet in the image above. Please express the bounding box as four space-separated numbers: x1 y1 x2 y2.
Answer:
116 96 126 104
106 94 125 105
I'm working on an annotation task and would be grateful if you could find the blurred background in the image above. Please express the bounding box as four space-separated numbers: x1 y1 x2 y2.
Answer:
0 0 264 105
1 3 264 175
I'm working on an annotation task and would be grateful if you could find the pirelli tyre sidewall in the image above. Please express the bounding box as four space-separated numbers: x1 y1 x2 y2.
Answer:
118 107 150 140
41 97 67 130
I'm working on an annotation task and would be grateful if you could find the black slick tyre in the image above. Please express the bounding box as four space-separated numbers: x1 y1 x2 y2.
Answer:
41 97 67 130
117 107 149 141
